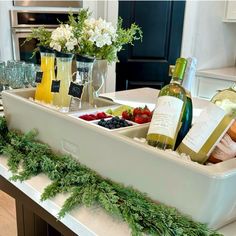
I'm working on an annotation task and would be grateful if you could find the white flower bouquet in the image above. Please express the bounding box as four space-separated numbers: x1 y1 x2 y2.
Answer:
69 9 142 63
83 17 117 48
50 24 77 53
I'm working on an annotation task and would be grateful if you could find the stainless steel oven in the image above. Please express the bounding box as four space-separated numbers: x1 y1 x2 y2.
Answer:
11 10 76 64
13 0 82 8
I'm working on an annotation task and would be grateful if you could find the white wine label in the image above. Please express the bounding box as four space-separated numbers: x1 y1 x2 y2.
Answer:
148 96 184 139
182 103 227 154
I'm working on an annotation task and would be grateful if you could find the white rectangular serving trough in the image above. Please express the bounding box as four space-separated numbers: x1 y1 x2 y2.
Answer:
3 88 236 230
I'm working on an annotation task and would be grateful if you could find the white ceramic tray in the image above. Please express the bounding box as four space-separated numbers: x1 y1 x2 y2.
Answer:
68 107 139 132
3 88 236 230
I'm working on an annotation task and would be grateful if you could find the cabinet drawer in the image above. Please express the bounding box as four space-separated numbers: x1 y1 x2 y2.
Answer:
225 1 236 20
197 77 234 100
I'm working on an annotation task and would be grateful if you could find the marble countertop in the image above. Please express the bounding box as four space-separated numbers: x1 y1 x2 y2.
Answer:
196 66 236 82
0 88 236 236
0 157 131 236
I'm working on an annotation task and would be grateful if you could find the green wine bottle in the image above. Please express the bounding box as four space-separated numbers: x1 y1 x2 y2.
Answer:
146 58 187 150
175 57 197 149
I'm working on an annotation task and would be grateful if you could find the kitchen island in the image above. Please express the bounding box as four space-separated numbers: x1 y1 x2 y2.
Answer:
195 66 236 100
0 87 235 236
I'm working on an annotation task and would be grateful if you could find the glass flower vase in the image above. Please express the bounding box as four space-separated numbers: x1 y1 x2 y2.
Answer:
52 51 74 112
35 46 55 104
69 55 95 111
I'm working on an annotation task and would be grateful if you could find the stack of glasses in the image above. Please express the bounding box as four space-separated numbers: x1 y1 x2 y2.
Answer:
0 60 40 92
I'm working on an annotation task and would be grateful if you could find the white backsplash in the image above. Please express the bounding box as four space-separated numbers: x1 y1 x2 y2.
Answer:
181 1 236 70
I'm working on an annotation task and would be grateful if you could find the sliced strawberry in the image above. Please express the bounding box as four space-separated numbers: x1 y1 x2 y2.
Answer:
89 114 97 119
87 115 96 121
79 114 94 121
96 112 107 119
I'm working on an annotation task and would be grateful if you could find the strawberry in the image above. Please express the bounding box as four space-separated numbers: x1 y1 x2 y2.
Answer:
146 115 152 123
122 110 133 121
134 114 151 124
133 107 143 117
142 105 152 117
134 114 144 124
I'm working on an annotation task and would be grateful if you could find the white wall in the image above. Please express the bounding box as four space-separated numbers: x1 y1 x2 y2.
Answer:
181 0 236 70
0 1 13 61
100 0 118 93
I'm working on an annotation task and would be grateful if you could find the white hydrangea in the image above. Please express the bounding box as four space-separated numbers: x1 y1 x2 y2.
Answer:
50 24 77 52
83 17 117 48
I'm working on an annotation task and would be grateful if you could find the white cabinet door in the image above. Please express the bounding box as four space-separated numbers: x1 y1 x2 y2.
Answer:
224 1 236 21
196 76 234 100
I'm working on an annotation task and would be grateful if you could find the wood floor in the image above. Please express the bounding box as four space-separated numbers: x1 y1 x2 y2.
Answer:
0 190 17 236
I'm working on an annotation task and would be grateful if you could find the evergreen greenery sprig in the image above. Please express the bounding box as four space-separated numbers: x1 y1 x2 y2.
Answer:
0 116 222 236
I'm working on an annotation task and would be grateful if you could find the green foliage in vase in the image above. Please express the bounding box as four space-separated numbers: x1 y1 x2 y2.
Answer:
24 27 52 48
68 9 91 42
0 116 222 236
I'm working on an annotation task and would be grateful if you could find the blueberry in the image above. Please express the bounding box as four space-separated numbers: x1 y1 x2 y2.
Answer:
97 116 132 130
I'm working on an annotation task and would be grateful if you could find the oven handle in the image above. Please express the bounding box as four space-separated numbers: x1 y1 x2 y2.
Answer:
12 27 55 33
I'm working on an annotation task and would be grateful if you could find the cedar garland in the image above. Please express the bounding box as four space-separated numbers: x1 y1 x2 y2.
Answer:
0 117 222 236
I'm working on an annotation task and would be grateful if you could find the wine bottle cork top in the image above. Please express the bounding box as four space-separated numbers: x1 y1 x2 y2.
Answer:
173 58 187 80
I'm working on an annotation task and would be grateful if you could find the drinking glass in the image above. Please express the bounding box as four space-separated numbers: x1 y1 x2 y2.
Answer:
6 66 25 89
24 63 35 87
0 60 5 69
0 61 5 84
5 67 14 89
0 61 5 92
7 60 16 68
